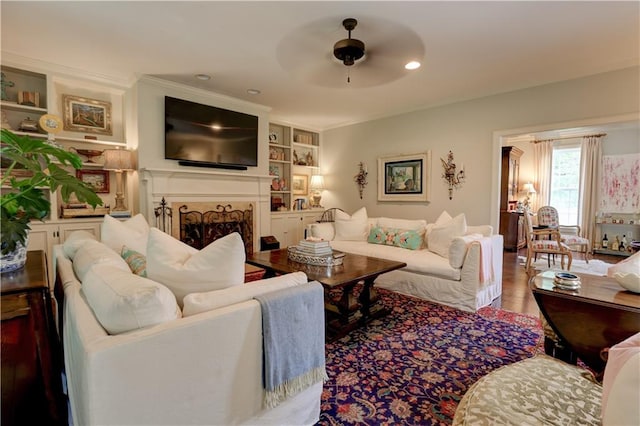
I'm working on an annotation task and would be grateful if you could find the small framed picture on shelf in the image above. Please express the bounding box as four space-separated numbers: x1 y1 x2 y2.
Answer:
269 132 278 143
77 169 110 193
63 94 113 136
292 174 308 195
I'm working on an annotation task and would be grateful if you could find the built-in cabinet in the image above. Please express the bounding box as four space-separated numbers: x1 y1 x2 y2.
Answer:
594 213 639 257
270 211 323 248
268 122 320 212
500 211 526 251
2 64 130 280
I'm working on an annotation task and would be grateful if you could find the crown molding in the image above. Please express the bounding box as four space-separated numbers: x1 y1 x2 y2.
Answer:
137 75 271 113
1 52 134 89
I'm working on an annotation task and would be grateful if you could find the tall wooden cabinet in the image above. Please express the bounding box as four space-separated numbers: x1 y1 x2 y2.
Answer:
499 146 525 251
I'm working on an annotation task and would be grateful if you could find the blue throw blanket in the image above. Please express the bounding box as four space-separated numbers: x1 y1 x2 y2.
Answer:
255 281 328 408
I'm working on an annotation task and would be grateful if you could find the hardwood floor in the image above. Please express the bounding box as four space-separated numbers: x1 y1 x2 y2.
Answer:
499 248 624 316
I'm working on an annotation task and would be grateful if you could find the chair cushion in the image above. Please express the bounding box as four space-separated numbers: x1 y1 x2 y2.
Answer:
561 235 589 245
82 264 181 335
529 240 570 251
101 214 150 255
146 229 245 307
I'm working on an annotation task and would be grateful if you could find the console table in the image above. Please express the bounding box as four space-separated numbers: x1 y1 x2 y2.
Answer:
1 251 66 425
530 270 640 374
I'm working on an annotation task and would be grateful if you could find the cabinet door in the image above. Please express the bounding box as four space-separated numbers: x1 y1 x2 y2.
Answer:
271 214 301 248
58 222 101 242
27 223 59 286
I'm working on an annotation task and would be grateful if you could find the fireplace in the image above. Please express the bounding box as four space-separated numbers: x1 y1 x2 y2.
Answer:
173 202 254 255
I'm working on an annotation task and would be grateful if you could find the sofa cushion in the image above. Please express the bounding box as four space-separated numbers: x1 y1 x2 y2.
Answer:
334 207 369 241
101 214 150 255
121 246 147 277
63 230 98 259
309 222 335 241
449 234 484 268
182 272 308 316
330 240 461 281
146 229 245 306
73 239 130 282
377 217 427 232
82 264 181 335
428 213 467 258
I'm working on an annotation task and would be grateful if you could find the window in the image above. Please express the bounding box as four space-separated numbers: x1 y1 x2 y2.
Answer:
549 145 581 224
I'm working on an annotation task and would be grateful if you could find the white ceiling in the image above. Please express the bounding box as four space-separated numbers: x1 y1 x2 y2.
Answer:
1 1 638 131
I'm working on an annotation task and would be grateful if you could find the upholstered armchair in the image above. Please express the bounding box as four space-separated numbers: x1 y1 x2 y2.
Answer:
537 206 590 262
523 211 572 271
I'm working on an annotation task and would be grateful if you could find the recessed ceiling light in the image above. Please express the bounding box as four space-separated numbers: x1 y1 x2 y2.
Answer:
405 61 421 70
247 89 261 95
195 74 211 81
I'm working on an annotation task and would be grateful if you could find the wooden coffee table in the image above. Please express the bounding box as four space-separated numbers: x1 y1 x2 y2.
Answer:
246 249 406 340
530 270 640 374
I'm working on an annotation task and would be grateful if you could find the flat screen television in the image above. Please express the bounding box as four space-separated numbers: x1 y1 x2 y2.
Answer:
165 96 258 170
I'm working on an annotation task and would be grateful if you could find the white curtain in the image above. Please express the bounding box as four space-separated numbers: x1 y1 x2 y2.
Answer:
533 140 553 211
580 136 602 246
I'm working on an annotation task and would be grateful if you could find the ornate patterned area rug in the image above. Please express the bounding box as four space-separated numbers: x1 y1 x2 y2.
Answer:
317 289 542 425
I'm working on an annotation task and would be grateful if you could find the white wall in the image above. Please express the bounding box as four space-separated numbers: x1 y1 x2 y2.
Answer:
321 67 640 226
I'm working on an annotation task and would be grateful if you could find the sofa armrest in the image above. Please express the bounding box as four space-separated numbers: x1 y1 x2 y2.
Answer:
459 234 503 287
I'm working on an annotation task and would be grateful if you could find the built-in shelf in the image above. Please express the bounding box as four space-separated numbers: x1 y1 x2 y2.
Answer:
593 248 633 257
1 103 48 114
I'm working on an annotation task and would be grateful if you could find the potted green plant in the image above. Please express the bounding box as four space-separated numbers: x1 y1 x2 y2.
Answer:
1 129 103 272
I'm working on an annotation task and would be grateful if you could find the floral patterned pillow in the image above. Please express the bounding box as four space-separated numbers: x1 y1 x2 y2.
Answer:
367 227 422 250
121 245 147 277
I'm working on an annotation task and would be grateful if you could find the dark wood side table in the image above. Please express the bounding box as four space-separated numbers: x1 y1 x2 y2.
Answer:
1 250 67 425
530 270 640 375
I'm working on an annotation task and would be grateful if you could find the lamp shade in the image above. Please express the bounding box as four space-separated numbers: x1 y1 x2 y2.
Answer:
309 174 325 191
522 182 536 194
102 149 135 171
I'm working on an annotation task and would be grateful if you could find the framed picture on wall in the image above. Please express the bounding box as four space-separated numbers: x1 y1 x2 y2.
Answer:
378 152 431 202
77 169 110 193
292 174 308 195
63 94 113 136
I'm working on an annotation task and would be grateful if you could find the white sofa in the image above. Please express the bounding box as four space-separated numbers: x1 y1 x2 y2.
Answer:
308 208 503 312
54 218 324 425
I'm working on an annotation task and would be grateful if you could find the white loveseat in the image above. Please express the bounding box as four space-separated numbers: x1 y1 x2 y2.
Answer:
308 208 503 312
55 215 324 425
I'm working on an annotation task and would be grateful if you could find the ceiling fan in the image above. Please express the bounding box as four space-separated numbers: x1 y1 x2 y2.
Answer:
276 16 425 88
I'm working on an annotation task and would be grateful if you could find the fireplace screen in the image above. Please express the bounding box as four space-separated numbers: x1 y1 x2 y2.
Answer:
177 203 254 254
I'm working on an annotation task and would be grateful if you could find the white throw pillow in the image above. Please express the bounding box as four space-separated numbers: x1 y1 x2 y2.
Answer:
62 230 98 259
449 234 484 268
427 213 467 258
426 210 453 235
72 239 130 282
101 214 150 255
601 332 640 425
309 222 335 241
183 272 308 316
82 264 181 335
146 228 246 306
334 207 369 241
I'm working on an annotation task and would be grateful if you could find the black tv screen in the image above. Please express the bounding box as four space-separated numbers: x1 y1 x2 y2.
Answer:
165 96 258 169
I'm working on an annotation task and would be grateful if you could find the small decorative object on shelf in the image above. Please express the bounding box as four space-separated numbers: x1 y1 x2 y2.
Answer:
441 150 465 200
18 91 39 107
354 161 368 199
0 72 14 101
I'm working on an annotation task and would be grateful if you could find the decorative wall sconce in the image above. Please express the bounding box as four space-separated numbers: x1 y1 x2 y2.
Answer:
354 162 368 199
440 151 465 200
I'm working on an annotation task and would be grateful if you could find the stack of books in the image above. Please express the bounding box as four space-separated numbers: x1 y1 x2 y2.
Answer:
296 239 332 256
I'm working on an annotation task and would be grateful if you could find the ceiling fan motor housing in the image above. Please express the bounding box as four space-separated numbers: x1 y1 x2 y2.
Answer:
334 18 365 66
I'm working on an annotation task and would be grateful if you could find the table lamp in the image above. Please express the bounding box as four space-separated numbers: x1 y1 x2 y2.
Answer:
309 174 325 208
102 148 135 211
522 182 536 210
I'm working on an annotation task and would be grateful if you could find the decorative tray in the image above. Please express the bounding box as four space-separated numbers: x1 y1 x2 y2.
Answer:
287 246 345 266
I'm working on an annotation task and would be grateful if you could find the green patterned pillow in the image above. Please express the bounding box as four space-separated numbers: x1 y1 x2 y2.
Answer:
393 229 422 250
121 246 147 277
367 226 387 244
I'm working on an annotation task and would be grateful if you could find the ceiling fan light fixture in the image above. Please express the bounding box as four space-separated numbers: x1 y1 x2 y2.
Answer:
195 74 211 81
405 61 421 70
333 18 365 67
